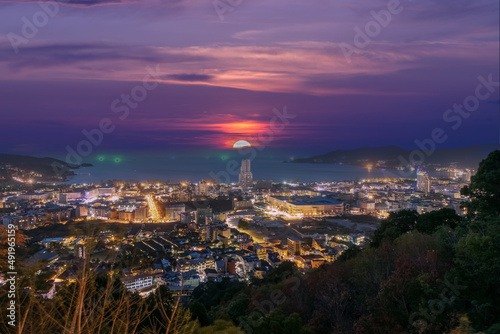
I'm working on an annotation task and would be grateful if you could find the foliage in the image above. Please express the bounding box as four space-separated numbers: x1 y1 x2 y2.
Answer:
370 209 419 247
461 150 500 218
195 320 243 334
415 208 461 234
0 266 196 334
237 220 249 230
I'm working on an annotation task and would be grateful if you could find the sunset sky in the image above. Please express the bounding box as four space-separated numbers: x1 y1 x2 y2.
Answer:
0 0 498 157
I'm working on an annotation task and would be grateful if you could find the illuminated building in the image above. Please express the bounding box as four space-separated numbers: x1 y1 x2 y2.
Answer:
201 223 219 242
118 211 133 221
195 180 211 196
239 159 253 188
120 274 155 292
18 193 50 201
312 239 325 251
463 169 472 182
287 236 301 256
417 170 430 195
222 257 236 274
254 244 267 260
58 191 83 204
97 187 115 196
180 211 195 224
2 214 37 230
76 205 88 218
134 206 149 220
85 189 99 200
273 244 288 258
268 196 344 216
165 204 185 221
195 207 212 224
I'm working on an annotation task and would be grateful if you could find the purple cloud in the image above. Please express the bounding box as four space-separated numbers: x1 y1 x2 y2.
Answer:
0 0 497 156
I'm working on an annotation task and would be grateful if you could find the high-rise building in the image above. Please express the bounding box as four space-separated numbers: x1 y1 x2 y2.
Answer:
239 159 253 188
201 223 219 242
76 205 88 218
463 169 472 182
165 204 185 221
417 170 430 195
195 180 211 196
287 236 301 256
195 207 212 224
134 206 149 220
180 211 195 224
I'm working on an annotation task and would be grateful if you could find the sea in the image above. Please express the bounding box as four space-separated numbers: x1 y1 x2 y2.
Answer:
63 150 406 184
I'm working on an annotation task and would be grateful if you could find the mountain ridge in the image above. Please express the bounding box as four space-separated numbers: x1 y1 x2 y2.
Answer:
291 143 500 168
0 153 89 182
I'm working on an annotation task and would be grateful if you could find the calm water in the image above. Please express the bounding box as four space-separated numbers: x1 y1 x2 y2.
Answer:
65 151 402 184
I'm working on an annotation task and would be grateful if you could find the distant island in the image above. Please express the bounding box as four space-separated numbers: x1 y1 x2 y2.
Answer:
291 144 500 168
0 153 92 183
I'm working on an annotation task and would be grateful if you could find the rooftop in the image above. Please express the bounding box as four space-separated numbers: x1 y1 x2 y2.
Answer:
272 195 342 206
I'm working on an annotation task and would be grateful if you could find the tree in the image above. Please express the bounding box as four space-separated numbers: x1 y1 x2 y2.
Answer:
190 301 210 326
196 320 243 334
448 150 500 331
237 220 249 230
371 210 419 247
448 216 500 331
461 150 500 218
415 208 461 234
337 244 361 261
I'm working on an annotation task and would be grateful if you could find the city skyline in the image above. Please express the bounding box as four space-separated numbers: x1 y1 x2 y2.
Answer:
1 2 499 332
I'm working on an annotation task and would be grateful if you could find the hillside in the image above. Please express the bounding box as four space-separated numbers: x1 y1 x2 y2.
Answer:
0 153 86 182
292 144 499 168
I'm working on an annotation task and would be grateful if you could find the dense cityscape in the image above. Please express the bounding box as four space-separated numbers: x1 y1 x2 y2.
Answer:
1 0 499 332
0 158 476 296
2 150 500 333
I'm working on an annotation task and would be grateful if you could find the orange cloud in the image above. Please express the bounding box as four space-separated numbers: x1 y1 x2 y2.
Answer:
200 121 264 134
193 121 268 148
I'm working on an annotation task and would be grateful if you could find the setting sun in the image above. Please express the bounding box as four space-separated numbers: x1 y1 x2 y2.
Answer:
233 140 252 148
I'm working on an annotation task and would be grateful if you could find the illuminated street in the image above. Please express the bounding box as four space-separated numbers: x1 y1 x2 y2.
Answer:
146 195 161 220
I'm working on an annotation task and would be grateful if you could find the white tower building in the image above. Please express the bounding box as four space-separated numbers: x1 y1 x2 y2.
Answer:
239 159 253 188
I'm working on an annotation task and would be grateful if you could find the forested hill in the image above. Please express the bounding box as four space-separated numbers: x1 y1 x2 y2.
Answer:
0 153 86 182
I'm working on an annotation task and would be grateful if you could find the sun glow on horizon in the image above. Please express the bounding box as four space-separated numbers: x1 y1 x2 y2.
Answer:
233 140 252 148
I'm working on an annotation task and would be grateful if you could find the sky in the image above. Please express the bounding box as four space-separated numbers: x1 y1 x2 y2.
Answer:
0 0 498 158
